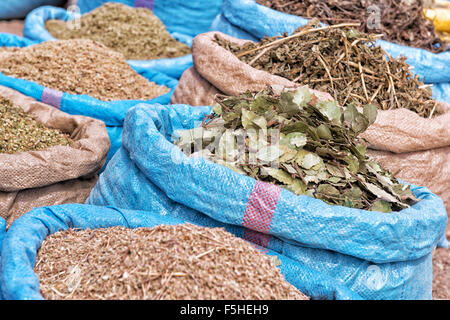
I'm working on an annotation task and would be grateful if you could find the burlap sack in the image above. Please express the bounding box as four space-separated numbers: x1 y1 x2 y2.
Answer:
361 102 450 153
0 85 110 225
171 67 221 107
171 32 450 218
171 31 332 105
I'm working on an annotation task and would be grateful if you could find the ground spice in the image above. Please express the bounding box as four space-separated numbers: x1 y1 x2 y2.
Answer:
0 39 170 101
216 21 439 118
256 0 447 53
45 2 191 60
0 47 20 53
0 97 72 154
34 224 308 300
432 248 450 300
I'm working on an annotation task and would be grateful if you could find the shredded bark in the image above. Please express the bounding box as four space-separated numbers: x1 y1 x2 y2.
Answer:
45 2 191 60
0 96 72 154
0 39 170 101
256 0 447 53
35 224 309 300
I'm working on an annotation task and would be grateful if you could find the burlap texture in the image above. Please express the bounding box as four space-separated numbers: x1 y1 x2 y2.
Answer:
171 32 332 105
171 67 221 107
0 176 98 228
362 102 450 153
0 85 110 223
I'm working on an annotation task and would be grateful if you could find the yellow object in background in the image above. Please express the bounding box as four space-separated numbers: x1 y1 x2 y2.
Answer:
437 31 450 42
424 8 450 32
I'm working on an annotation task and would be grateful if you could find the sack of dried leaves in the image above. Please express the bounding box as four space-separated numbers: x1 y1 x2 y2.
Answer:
0 34 177 166
0 204 361 300
210 0 450 99
87 103 447 299
23 4 194 79
0 85 110 228
172 30 450 216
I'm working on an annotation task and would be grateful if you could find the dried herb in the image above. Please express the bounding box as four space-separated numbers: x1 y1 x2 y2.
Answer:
216 21 440 118
256 0 447 53
175 87 418 212
0 39 170 101
35 224 308 300
45 2 191 60
0 97 72 154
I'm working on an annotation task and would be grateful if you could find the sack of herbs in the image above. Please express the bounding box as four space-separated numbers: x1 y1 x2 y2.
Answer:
87 95 447 300
0 85 110 228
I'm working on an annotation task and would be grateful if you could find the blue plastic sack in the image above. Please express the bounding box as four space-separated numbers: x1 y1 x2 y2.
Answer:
0 33 178 166
210 0 450 102
23 6 193 80
76 0 223 37
0 204 361 300
0 217 5 256
0 0 65 20
87 103 448 300
0 33 37 48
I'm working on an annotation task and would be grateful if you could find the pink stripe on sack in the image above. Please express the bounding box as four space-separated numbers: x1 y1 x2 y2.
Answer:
41 88 63 109
134 0 154 10
243 229 271 253
242 181 282 247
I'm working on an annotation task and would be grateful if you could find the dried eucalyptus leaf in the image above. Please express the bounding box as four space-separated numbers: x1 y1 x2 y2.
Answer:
175 88 418 212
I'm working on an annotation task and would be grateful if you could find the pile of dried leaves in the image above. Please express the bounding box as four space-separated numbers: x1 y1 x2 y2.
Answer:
216 22 439 118
175 87 418 212
0 39 170 101
0 97 72 154
45 2 191 60
35 224 308 300
256 0 447 52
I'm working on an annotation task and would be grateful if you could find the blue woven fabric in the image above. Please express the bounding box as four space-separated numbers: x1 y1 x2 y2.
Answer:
0 204 361 300
87 103 448 299
0 218 5 257
0 0 64 19
0 33 37 48
210 0 450 103
22 6 194 79
76 0 223 37
0 33 178 167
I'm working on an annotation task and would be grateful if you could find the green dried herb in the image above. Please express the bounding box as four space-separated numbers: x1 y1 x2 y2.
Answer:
45 2 191 60
175 87 418 212
0 97 72 154
216 21 440 118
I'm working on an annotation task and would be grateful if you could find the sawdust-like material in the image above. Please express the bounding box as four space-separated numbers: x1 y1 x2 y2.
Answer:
432 247 450 300
45 2 191 60
35 224 309 300
0 39 170 101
